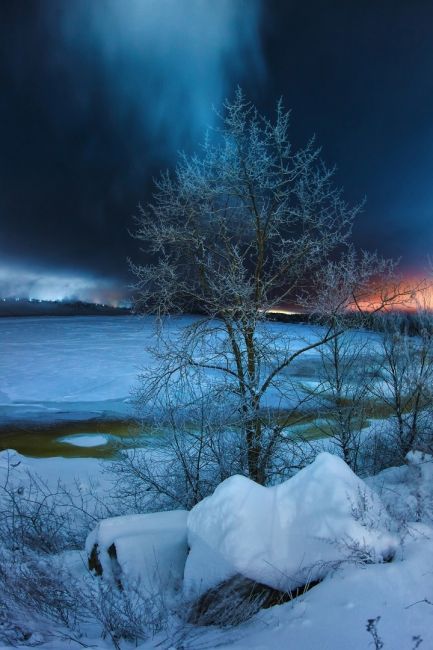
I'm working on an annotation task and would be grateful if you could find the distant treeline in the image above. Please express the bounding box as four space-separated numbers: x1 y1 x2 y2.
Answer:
0 299 131 317
366 311 433 336
2 300 429 335
264 312 309 325
265 310 433 336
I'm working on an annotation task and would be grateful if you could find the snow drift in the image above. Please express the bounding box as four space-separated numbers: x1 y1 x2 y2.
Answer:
184 452 397 595
86 510 188 593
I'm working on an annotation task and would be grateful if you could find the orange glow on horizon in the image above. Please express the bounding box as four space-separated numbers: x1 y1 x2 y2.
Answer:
265 275 433 316
345 275 433 314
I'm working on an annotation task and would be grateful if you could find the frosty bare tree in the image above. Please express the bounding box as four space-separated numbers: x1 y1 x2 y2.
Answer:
369 309 433 464
315 329 372 473
110 382 247 511
131 90 394 484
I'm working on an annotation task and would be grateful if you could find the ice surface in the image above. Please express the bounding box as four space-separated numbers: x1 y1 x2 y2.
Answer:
1 315 378 426
0 315 158 422
185 452 397 595
57 434 109 447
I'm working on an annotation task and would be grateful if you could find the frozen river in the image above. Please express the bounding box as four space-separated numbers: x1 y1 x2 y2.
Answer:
0 315 378 457
0 315 329 422
0 315 153 424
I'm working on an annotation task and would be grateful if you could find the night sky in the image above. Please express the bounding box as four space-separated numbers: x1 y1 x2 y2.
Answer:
1 0 433 303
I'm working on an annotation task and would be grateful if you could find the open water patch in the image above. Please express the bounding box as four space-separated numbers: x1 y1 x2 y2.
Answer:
0 417 147 458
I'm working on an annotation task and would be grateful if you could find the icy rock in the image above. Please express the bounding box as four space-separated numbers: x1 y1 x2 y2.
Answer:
86 510 188 593
185 453 397 596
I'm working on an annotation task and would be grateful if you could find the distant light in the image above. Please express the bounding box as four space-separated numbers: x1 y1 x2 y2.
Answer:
260 307 302 316
0 264 126 306
266 308 300 316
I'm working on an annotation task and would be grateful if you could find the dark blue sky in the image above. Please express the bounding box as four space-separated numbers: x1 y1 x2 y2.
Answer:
1 0 433 302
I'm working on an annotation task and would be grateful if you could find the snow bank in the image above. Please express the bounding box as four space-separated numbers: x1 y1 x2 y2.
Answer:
185 453 397 595
86 510 188 594
0 448 108 494
367 450 433 525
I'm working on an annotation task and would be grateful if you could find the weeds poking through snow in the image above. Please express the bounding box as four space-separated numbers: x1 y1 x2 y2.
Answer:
0 546 169 648
366 616 384 649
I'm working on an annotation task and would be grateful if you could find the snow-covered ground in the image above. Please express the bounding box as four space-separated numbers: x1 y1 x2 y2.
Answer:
178 453 433 650
0 448 106 491
1 449 432 650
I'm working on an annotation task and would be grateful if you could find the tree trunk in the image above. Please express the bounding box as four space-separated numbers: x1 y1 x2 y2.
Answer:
246 419 264 484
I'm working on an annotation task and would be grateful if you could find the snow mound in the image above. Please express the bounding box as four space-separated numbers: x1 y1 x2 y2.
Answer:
0 448 24 473
185 453 397 595
86 510 188 594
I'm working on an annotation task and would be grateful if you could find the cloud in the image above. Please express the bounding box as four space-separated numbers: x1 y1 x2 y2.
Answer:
0 264 126 305
0 1 264 294
52 0 264 152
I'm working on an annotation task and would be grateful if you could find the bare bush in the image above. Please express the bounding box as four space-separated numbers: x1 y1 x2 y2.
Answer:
0 546 168 649
109 379 249 511
109 429 245 513
366 616 385 650
111 371 324 509
368 310 433 467
315 327 374 472
0 452 116 554
87 577 167 650
0 548 88 646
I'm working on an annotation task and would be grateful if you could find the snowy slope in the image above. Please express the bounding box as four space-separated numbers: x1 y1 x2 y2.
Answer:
172 533 433 650
1 451 432 649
